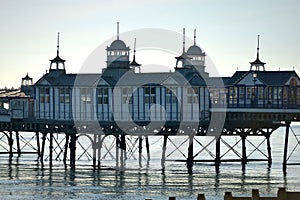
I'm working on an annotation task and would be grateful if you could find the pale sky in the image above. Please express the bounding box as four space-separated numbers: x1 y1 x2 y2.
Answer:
0 0 300 88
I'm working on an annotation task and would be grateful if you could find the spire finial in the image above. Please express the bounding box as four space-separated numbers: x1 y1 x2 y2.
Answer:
130 38 141 71
194 29 196 45
256 34 260 58
133 38 137 61
57 32 60 56
183 28 185 53
250 34 265 71
134 38 136 54
117 22 119 40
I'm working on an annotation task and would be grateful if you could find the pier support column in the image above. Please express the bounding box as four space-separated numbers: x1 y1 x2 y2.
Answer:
161 135 168 170
145 136 150 160
49 132 53 168
266 134 272 166
15 131 21 156
215 136 221 173
8 131 13 158
283 122 290 174
120 134 126 168
92 134 102 168
35 132 41 158
97 135 102 168
116 136 120 168
138 136 143 168
40 133 47 165
93 134 97 168
69 133 77 168
187 135 194 170
241 134 247 165
63 133 69 166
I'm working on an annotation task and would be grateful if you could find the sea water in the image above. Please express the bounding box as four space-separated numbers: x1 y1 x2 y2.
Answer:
0 125 300 200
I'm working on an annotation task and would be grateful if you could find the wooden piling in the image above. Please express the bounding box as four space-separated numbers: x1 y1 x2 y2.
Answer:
224 191 233 200
197 194 206 200
252 189 260 200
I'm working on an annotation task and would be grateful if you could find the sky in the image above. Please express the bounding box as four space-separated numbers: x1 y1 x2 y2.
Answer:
0 0 300 88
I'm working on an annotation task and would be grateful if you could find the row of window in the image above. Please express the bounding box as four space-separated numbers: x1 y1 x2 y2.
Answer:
227 86 300 101
38 87 206 105
38 86 300 106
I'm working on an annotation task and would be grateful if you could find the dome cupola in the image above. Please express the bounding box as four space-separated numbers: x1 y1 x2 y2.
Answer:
106 22 130 69
186 29 206 68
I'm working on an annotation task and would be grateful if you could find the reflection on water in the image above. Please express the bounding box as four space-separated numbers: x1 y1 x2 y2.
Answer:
0 129 300 199
0 160 298 200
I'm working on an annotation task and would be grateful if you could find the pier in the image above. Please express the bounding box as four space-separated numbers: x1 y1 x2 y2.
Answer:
1 28 300 174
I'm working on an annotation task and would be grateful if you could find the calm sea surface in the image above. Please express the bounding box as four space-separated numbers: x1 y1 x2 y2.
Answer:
0 125 300 200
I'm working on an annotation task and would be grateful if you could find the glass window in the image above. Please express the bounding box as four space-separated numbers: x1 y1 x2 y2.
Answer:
239 87 245 99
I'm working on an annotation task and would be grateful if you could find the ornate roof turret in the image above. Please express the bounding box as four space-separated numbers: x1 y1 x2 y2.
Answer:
250 35 266 71
175 28 191 69
187 29 205 56
106 22 129 51
185 29 207 76
130 38 141 73
105 22 130 69
20 73 34 96
21 73 33 86
49 32 66 71
107 40 129 51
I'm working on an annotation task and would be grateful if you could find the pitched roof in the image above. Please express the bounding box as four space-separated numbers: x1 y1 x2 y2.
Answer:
226 70 299 86
35 73 102 87
256 71 298 86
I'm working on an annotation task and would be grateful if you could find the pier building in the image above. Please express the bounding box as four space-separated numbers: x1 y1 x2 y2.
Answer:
0 25 300 173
